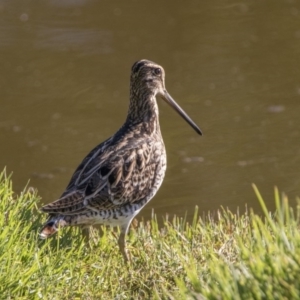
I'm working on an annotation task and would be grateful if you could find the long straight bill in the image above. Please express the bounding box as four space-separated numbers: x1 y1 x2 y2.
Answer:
161 90 202 135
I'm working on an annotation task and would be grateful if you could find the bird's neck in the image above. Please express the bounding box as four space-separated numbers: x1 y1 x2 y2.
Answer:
125 91 161 136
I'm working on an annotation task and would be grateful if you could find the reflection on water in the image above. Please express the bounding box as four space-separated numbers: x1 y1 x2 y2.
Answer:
0 1 300 222
35 27 112 55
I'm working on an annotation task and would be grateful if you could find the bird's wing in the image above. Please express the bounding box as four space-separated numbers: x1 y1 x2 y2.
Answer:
40 137 161 215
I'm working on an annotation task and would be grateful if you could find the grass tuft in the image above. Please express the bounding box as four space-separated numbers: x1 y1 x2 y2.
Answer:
0 170 299 299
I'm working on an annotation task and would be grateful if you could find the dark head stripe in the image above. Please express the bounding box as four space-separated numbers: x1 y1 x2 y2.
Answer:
132 60 147 73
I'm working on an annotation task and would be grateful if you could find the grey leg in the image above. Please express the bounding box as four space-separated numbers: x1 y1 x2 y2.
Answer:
118 221 132 262
81 225 91 244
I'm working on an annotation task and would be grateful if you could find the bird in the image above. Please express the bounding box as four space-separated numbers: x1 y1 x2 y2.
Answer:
40 59 202 261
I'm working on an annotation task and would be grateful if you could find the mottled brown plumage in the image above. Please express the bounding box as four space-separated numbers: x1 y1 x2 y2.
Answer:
40 59 202 261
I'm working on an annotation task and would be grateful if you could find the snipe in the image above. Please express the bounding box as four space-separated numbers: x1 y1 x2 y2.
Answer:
40 59 202 261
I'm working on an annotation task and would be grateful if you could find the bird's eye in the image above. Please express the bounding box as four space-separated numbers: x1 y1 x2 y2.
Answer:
154 68 161 75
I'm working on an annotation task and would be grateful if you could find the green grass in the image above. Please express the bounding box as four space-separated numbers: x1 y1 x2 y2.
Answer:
0 169 299 299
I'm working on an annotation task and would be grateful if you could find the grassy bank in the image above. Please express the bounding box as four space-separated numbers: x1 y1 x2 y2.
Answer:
0 170 299 299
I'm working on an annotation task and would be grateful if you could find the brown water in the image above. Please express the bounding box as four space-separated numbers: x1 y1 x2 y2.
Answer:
1 1 300 221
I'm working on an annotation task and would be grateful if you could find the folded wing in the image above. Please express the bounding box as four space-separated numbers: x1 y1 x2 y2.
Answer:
40 137 159 215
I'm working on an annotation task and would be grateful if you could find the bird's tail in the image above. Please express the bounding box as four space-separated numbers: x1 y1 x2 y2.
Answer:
40 217 67 239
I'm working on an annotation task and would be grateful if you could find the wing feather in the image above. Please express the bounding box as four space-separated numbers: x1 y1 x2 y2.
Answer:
41 135 159 215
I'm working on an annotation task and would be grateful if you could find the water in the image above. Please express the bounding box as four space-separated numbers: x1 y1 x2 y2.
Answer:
1 0 300 221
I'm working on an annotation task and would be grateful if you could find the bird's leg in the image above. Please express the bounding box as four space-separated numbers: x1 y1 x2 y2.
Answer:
118 222 131 263
96 224 104 237
81 225 92 247
84 225 102 245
